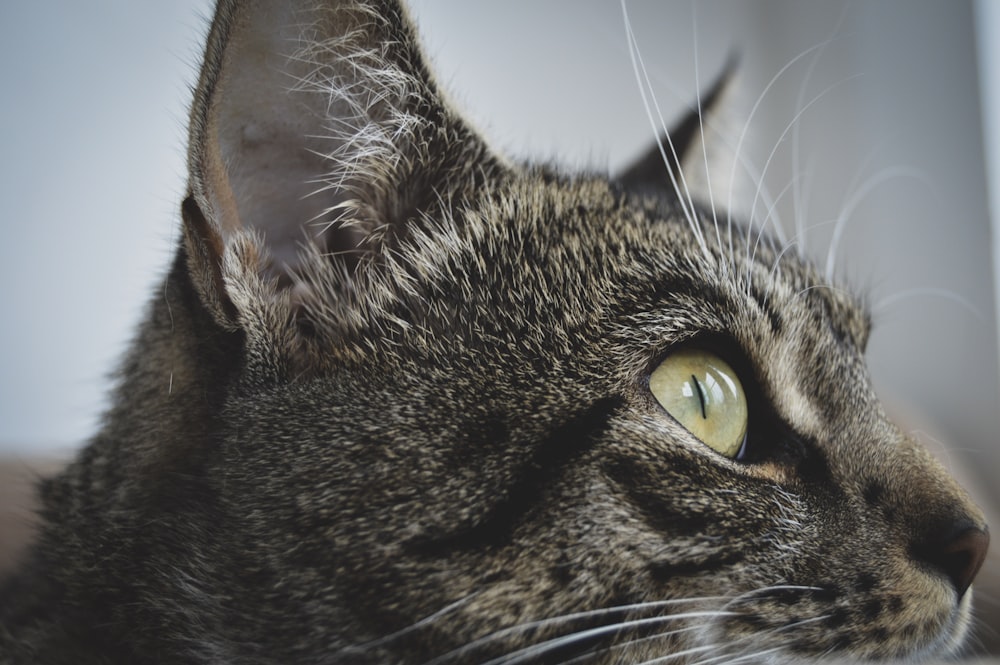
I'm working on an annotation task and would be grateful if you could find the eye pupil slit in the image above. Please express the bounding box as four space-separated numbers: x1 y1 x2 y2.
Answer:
692 374 708 419
650 349 747 459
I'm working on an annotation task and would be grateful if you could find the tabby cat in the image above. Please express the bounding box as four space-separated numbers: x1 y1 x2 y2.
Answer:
0 0 989 663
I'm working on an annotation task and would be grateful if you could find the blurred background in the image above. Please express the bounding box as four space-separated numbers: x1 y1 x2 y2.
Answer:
0 0 998 646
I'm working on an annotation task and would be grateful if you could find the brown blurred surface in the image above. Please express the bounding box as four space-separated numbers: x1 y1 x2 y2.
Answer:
0 457 65 575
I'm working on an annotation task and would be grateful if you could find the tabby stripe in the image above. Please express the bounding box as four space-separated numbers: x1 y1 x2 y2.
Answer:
405 397 622 554
648 552 746 581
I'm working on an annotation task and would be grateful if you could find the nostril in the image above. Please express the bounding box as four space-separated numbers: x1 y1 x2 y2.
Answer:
915 524 990 600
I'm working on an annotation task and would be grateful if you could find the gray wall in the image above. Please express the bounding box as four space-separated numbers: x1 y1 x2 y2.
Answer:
1 2 996 506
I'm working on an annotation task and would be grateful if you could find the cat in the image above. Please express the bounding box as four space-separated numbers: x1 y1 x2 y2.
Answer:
0 0 990 663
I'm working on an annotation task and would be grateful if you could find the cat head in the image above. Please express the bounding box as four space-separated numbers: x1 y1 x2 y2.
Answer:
172 0 988 661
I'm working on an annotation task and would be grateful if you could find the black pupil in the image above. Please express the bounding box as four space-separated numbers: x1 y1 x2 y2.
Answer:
692 374 708 419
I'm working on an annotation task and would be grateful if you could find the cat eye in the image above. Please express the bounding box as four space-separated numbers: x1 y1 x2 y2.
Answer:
649 349 748 459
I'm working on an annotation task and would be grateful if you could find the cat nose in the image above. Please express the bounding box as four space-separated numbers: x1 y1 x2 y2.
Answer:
915 522 989 600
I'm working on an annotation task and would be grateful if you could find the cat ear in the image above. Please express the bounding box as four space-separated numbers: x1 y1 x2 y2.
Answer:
181 0 500 331
616 58 737 204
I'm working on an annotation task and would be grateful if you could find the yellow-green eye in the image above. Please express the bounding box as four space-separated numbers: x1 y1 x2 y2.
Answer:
649 348 748 459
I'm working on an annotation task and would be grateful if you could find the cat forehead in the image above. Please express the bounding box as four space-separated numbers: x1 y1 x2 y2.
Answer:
450 171 872 349
288 164 871 377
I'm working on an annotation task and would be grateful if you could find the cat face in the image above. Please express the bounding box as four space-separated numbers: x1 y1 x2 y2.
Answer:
170 1 989 662
1 1 987 663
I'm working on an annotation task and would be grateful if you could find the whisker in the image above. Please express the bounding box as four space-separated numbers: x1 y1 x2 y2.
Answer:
339 594 480 654
750 74 861 232
690 4 725 277
758 174 801 251
962 618 991 660
795 156 818 257
620 0 710 263
745 75 862 288
476 611 736 665
421 598 729 665
621 53 785 256
792 214 837 258
750 176 804 301
627 643 719 665
794 283 853 303
683 615 829 665
791 14 851 261
556 625 702 665
686 645 786 665
841 134 901 207
721 584 823 609
725 41 831 279
824 165 934 282
907 429 958 474
627 591 828 665
872 288 984 321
